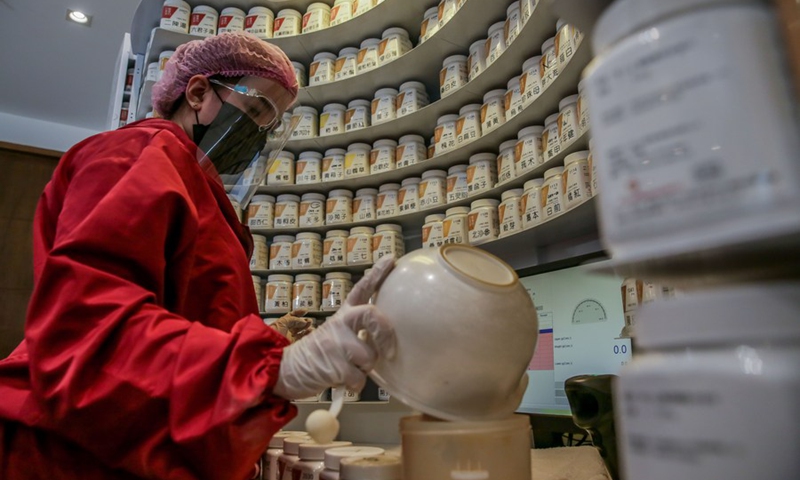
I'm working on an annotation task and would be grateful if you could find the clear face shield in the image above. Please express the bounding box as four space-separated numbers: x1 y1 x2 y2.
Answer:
195 76 298 207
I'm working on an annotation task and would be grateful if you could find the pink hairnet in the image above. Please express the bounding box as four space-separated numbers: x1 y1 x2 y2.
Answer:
152 32 299 117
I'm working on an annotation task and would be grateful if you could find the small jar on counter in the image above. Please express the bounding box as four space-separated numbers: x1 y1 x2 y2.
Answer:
542 113 561 161
446 164 468 203
330 0 354 26
345 143 371 178
302 2 331 33
296 152 322 185
434 114 459 155
379 28 412 64
370 139 397 174
522 178 544 229
347 227 374 265
558 94 580 147
299 193 326 227
542 166 565 220
443 206 470 244
398 177 420 214
269 235 294 270
515 126 544 174
322 230 349 267
456 104 482 145
467 153 498 196
250 234 269 270
290 106 318 139
292 274 322 311
327 189 354 225
335 47 359 80
322 148 346 182
247 194 275 229
345 99 371 132
468 199 500 245
440 55 468 98
371 88 398 125
190 5 219 37
481 89 506 134
540 36 558 88
498 188 523 237
372 224 405 261
396 134 427 168
267 151 295 186
244 6 273 39
292 232 323 269
419 7 440 43
505 75 525 119
396 81 429 117
422 214 446 248
419 169 447 210
353 188 378 222
273 8 301 36
563 151 592 210
521 56 544 106
377 183 400 219
496 140 518 186
274 194 300 229
321 272 353 311
504 1 521 45
320 103 346 137
218 7 246 34
467 39 488 81
356 38 381 74
265 274 293 313
486 21 507 65
309 52 337 86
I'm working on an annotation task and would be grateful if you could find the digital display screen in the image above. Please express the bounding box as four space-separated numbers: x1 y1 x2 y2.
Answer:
517 265 632 415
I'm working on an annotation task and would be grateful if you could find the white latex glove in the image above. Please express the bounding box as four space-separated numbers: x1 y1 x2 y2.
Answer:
273 256 396 400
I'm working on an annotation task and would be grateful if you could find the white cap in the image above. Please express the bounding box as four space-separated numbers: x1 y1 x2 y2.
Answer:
376 224 402 233
518 126 544 138
471 198 500 209
524 178 544 190
522 56 542 71
399 134 425 144
559 94 579 110
424 6 439 18
325 148 347 156
425 214 445 223
325 272 353 281
324 446 386 470
437 114 459 125
448 164 468 175
484 89 507 102
507 75 521 89
508 1 520 14
293 106 317 115
501 188 524 201
251 194 276 203
252 234 267 243
299 151 324 160
375 87 399 98
545 113 560 126
329 189 354 198
459 103 482 115
399 81 426 92
339 47 359 56
500 140 517 152
277 194 300 202
382 27 410 38
222 7 247 15
544 166 564 178
348 142 372 151
291 61 306 72
565 150 590 165
325 229 349 238
272 235 295 243
340 455 402 480
348 99 371 108
542 36 555 52
350 226 375 235
446 206 470 216
314 52 337 61
443 54 468 65
422 169 447 179
276 151 296 160
267 274 293 282
373 139 398 149
360 37 381 48
282 435 314 455
277 8 301 17
356 188 379 196
296 233 322 242
470 152 497 164
268 431 308 449
379 183 401 192
488 21 505 35
296 273 322 282
301 193 326 202
557 18 566 31
401 177 421 186
470 39 487 52
308 2 331 11
322 103 347 113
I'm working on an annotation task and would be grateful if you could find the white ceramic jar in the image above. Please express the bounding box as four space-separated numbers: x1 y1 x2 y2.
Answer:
296 152 322 185
521 56 544 106
398 177 420 214
396 81 429 117
292 442 353 480
319 446 387 480
327 189 354 225
158 50 174 79
481 89 506 134
521 178 544 228
434 114 459 154
438 0 458 27
468 199 501 245
422 214 446 249
323 230 349 267
353 188 378 222
320 103 346 137
245 6 273 39
321 272 353 311
265 274 293 313
558 94 580 146
247 194 275 229
275 194 300 229
292 274 322 311
541 166 565 220
269 235 295 270
496 140 518 185
486 21 507 65
377 183 400 219
280 436 314 480
267 151 295 186
292 233 323 269
520 0 537 24
293 62 307 88
443 206 470 244
250 234 269 270
146 61 159 83
467 153 498 196
505 1 522 45
563 151 592 210
440 55 468 98
540 36 558 88
498 188 523 237
446 164 468 203
515 126 544 174
322 148 346 182
291 106 318 139
302 2 331 33
555 19 581 70
379 28 412 64
419 170 447 210
252 275 264 312
190 5 218 36
396 134 427 168
274 9 302 36
335 47 359 80
372 224 405 261
505 76 525 119
370 139 397 174
468 39 488 81
577 78 589 135
420 7 440 43
330 0 354 26
616 283 800 480
161 0 191 33
356 38 381 74
371 88 398 125
345 99 371 132
299 192 326 227
542 113 561 161
310 52 337 86
353 0 375 17
218 7 245 33
345 143 371 178
347 227 374 265
456 104 482 145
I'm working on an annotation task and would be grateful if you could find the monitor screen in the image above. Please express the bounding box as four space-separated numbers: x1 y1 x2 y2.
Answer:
517 264 631 416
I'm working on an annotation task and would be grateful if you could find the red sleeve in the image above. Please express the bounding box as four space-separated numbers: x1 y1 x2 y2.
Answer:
25 132 295 480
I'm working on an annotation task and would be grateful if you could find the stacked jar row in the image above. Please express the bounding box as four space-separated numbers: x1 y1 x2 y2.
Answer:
253 271 356 314
422 149 596 246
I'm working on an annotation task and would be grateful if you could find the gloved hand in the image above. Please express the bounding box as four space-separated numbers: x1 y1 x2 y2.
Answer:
272 310 314 343
273 256 396 400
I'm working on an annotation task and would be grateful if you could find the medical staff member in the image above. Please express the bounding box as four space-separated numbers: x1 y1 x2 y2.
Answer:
0 32 395 480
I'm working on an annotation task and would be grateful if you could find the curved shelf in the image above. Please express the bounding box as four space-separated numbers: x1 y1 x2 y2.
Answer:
250 263 371 277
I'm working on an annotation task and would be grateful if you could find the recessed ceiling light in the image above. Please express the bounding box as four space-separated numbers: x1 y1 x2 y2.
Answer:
67 9 92 26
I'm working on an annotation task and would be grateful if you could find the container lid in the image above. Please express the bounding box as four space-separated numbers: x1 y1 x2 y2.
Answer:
221 7 246 15
544 113 560 125
424 6 439 18
308 2 331 11
194 6 219 14
301 193 326 201
251 194 276 203
401 177 421 186
248 6 273 15
446 206 470 216
326 229 350 237
294 106 317 115
339 47 360 56
292 61 306 72
329 189 354 198
398 134 425 144
159 50 175 58
522 55 542 71
324 446 386 471
382 27 410 38
518 126 544 138
379 183 401 192
542 36 555 52
399 81 426 92
437 114 459 125
376 224 402 233
443 54 468 65
314 52 338 61
507 75 521 88
373 139 398 148
322 103 347 113
282 435 314 455
277 194 301 202
340 455 402 480
375 87 399 98
299 151 324 160
500 140 517 152
348 99 371 108
471 198 501 209
524 178 544 190
565 151 590 165
459 103 482 115
556 18 566 31
252 234 268 243
469 152 496 164
508 1 520 14
488 21 505 35
348 143 372 151
636 283 800 350
268 431 308 449
421 169 447 179
350 226 375 235
501 188 524 200
277 8 302 17
325 272 353 281
448 164 468 174
544 166 565 178
297 232 323 241
559 94 579 110
360 38 381 48
483 89 507 101
296 273 322 282
425 214 446 223
578 78 586 91
273 235 296 243
268 274 294 282
276 151 296 160
356 188 379 196
325 148 347 156
470 39 487 52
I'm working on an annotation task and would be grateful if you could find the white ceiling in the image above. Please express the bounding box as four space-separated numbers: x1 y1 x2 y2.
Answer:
0 0 139 131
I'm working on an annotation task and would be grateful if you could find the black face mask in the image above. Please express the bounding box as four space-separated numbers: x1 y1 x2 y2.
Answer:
193 102 267 177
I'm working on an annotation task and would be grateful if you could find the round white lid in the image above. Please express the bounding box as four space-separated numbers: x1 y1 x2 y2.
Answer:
313 51 337 61
524 178 545 190
446 206 471 216
329 189 354 198
501 188 524 200
325 272 353 281
348 142 372 151
379 183 401 192
356 188 379 196
295 273 322 282
376 224 402 233
448 164 468 174
522 55 542 71
565 151 590 165
251 194 276 203
340 455 402 480
373 139 398 148
277 194 301 202
425 214 446 223
298 441 352 460
559 94 579 110
324 446 386 471
299 151 324 160
282 435 313 455
459 103 482 115
471 198 500 209
375 88 399 98
272 235 296 243
545 113 560 125
268 431 308 449
350 226 375 235
301 193 326 202
499 140 517 152
325 148 347 156
518 126 544 138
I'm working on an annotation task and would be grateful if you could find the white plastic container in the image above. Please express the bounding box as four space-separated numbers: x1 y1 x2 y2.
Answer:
398 177 420 214
486 21 507 65
419 170 447 210
377 183 400 219
522 178 544 228
274 9 302 37
189 5 218 36
499 188 524 237
345 143 371 178
555 20 581 70
218 7 245 33
481 89 506 134
558 94 580 146
265 274 293 313
292 273 322 311
515 126 544 174
293 62 307 88
347 227 374 265
353 188 378 222
371 88 398 125
456 104 482 145
541 166 565 220
319 446 386 480
467 39 488 81
467 153 498 196
356 38 381 74
327 189 354 225
302 2 331 33
161 0 191 33
266 432 306 480
321 272 354 312
275 194 300 229
330 0 354 26
292 233 323 269
353 0 375 17
396 134 427 169
521 56 544 106
379 28 412 64
291 106 318 139
322 148 346 182
440 55 468 98
520 0 537 24
434 114 459 154
563 151 591 210
299 192 326 227
296 152 323 185
468 198 501 245
372 224 405 261
542 113 561 161
253 275 264 312
369 139 397 174
505 76 525 119
292 442 353 480
345 100 371 132
419 7 440 43
245 6 273 39
320 103 346 137
323 230 349 267
335 47 359 80
269 235 295 270
158 51 175 79
616 283 800 480
577 78 589 135
496 140 518 185
247 195 275 229
279 436 314 480
396 81 429 117
446 164 468 203
438 0 458 27
310 52 337 86
540 37 558 88
422 214 446 249
505 1 522 45
267 151 295 186
250 234 269 270
443 206 470 244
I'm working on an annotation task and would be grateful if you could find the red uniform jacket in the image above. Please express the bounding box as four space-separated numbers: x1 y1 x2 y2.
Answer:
0 120 295 479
